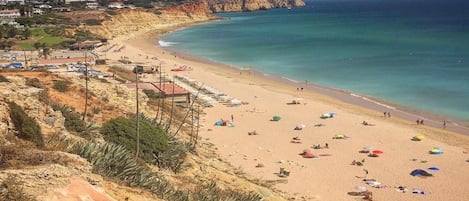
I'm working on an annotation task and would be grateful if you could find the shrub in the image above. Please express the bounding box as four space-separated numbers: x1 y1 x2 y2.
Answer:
100 117 169 162
51 104 89 138
85 19 102 26
25 77 44 89
0 75 9 82
52 80 69 92
8 102 44 148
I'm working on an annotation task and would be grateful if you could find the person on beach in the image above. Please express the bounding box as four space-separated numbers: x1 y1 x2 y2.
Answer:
387 112 391 118
416 119 420 125
231 114 234 122
420 119 424 125
384 112 387 117
443 120 446 128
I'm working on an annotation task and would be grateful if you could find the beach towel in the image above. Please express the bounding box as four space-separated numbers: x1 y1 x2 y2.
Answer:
410 169 433 177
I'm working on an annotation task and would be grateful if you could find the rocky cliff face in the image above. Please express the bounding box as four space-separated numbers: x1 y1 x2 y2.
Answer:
85 2 215 40
84 0 305 40
206 0 305 12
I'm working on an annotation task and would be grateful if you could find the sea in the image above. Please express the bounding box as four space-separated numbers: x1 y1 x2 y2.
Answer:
160 0 469 124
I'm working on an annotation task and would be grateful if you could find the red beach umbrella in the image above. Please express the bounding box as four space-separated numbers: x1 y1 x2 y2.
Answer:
372 149 383 155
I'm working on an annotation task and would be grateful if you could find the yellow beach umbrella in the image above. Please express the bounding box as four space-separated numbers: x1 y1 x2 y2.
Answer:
414 135 425 141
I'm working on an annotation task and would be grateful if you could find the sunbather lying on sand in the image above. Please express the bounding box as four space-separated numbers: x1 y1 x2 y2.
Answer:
248 131 258 135
291 137 302 143
362 121 375 126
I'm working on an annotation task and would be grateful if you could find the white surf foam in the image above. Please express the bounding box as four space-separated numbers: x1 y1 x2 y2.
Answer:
158 40 178 47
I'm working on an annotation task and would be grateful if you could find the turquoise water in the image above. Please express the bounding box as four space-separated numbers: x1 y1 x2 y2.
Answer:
161 0 469 122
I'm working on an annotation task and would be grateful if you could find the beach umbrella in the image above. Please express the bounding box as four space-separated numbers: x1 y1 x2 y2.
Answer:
372 149 383 155
430 148 442 154
333 134 344 139
412 135 425 141
360 146 373 153
428 167 440 171
363 146 373 151
272 116 281 121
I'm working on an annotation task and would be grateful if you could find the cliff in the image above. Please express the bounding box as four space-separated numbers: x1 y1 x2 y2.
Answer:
206 0 305 12
83 2 215 40
80 0 305 40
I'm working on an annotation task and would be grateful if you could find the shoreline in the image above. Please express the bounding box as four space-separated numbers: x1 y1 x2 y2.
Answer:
152 33 469 137
105 21 469 201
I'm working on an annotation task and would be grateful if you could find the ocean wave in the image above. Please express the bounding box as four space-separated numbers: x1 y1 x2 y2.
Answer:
158 40 178 47
282 76 300 83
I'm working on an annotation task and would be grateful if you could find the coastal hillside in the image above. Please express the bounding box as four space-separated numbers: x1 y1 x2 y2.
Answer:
206 0 306 12
0 69 290 200
74 0 305 40
81 2 215 40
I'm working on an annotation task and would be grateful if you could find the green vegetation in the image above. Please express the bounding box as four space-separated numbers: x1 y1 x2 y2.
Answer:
0 75 9 82
100 117 169 162
8 102 44 148
15 27 70 50
51 104 89 138
51 136 263 201
52 80 70 92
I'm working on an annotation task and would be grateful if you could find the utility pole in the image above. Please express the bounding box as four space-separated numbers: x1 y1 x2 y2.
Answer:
135 62 140 159
83 51 89 121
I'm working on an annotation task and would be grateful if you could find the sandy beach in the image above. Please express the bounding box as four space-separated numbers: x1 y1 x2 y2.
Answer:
100 32 469 201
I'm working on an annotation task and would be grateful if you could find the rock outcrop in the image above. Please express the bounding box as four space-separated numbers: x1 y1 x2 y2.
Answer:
206 0 305 12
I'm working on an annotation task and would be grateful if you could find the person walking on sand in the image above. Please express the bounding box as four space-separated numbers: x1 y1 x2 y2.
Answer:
443 120 446 128
387 112 391 118
231 114 234 122
416 119 420 125
420 119 424 125
363 169 369 179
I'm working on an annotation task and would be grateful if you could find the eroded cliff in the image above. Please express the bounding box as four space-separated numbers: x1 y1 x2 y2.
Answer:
207 0 305 12
83 0 305 40
84 2 215 40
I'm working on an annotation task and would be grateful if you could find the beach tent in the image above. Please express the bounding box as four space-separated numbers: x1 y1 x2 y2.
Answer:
272 116 281 121
410 169 433 177
412 135 425 141
302 149 319 158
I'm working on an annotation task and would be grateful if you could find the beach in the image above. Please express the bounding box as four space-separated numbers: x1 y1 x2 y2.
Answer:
101 33 469 201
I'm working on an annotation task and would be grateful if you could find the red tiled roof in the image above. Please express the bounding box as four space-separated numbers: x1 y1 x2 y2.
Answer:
37 57 95 65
